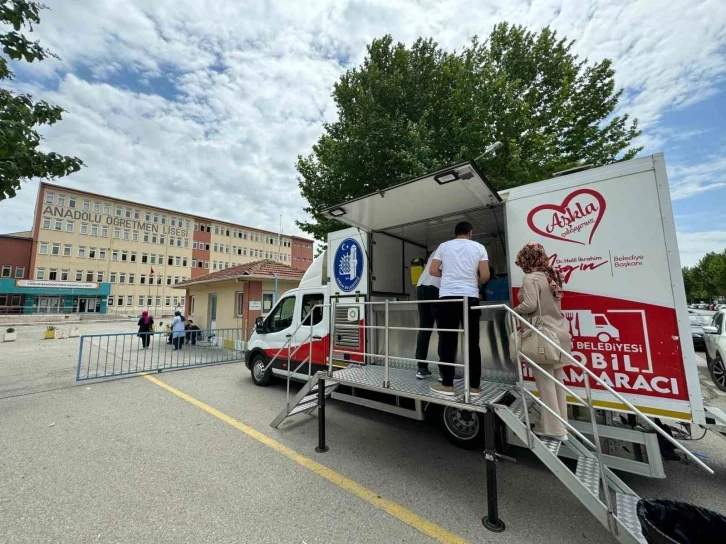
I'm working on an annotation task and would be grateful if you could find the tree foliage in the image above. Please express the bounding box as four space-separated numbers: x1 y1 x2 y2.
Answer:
0 1 83 200
297 23 642 241
683 251 726 303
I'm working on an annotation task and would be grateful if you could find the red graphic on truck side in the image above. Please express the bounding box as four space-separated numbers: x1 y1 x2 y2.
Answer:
527 189 606 246
513 289 688 401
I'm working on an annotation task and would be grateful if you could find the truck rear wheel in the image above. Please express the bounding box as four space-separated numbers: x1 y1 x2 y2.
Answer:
442 406 485 449
250 354 272 386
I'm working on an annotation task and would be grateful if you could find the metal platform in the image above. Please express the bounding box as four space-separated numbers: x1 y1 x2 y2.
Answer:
328 364 513 411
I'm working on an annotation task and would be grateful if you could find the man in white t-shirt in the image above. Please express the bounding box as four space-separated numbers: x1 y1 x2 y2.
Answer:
429 221 490 396
414 252 442 379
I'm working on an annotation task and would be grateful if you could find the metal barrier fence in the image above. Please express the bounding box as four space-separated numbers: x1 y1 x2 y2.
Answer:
76 327 245 381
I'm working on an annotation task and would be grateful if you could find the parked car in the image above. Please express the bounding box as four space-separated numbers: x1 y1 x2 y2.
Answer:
690 314 711 350
704 310 726 392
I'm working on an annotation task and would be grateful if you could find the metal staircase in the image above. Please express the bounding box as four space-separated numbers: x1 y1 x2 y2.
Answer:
495 392 647 543
271 377 338 428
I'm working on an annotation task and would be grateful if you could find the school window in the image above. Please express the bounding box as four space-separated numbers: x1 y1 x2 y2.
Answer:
125 207 131 218
140 274 146 285
175 256 181 266
36 268 45 280
165 297 171 306
191 259 197 268
63 244 73 257
165 256 172 266
153 213 159 223
103 204 110 214
51 243 60 256
97 271 104 282
171 218 176 227
119 273 126 284
145 212 151 221
48 268 58 280
166 276 172 285
45 192 54 204
169 237 175 246
66 221 74 233
235 292 244 316
91 225 98 236
127 296 133 306
213 261 217 270
132 231 138 242
66 197 75 209
141 253 148 263
129 274 135 284
151 234 158 244
182 257 188 267
205 243 210 251
134 209 140 220
214 226 219 235
123 230 130 241
80 223 88 235
102 226 109 237
121 251 128 262
138 295 144 306
93 202 100 213
78 247 86 258
190 296 195 314
15 266 25 279
173 296 179 306
42 218 51 229
39 242 48 254
150 254 156 264
113 228 120 239
130 252 137 263
206 225 211 233
197 261 203 268
147 296 152 306
86 271 94 282
177 238 182 247
156 275 162 285
54 220 62 231
83 199 90 211
156 296 161 306
98 249 106 260
109 272 116 283
1 265 10 278
160 235 165 245
112 250 119 261
117 296 124 306
243 248 247 256
143 233 149 244
185 220 190 229
161 215 167 225
76 270 84 282
107 296 113 306
205 260 209 269
116 206 122 217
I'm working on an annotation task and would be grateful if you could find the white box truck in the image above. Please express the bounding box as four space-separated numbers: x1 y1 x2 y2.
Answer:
246 153 726 475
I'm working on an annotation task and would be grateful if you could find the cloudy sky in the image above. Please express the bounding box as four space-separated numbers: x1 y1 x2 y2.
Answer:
0 0 724 266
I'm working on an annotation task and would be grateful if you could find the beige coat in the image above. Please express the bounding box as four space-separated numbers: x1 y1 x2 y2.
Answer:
514 271 572 360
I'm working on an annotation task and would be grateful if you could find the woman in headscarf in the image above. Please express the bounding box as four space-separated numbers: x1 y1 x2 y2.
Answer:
514 242 572 441
171 310 185 350
137 310 154 349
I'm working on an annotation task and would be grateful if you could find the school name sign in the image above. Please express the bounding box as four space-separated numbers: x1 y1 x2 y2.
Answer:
42 206 190 237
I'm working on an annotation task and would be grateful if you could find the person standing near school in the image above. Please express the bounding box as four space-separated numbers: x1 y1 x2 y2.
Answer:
429 221 490 396
137 311 154 349
415 252 441 379
171 310 185 350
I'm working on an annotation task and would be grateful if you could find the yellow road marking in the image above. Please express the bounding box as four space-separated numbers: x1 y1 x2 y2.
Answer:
143 374 468 544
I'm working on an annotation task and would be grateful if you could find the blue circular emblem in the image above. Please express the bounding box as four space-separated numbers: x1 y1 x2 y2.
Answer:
334 238 364 292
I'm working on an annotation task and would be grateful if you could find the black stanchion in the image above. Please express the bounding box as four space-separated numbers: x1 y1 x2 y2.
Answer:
316 376 328 453
482 408 505 532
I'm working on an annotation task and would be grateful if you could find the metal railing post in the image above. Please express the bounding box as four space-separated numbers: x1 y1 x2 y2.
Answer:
328 299 336 375
463 297 470 404
511 313 533 448
309 319 313 379
585 372 616 533
384 299 390 388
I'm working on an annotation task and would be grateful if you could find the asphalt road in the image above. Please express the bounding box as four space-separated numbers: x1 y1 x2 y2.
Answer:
2 323 726 543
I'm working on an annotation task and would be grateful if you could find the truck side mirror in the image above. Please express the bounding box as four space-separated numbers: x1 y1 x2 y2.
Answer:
255 316 265 333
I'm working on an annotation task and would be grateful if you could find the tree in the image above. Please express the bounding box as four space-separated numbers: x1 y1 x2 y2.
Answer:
297 23 641 242
0 1 83 200
682 251 726 302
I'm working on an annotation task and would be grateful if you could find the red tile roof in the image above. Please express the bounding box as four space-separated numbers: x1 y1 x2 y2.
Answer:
174 259 305 288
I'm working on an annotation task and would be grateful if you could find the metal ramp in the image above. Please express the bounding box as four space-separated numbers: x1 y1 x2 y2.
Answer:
495 392 646 543
270 376 338 428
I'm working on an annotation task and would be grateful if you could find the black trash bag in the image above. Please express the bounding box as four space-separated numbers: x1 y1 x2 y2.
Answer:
637 499 726 544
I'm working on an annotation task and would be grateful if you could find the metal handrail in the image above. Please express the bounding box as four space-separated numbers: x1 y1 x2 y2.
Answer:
473 303 713 475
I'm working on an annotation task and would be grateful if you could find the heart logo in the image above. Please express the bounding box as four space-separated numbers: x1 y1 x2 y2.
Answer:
527 189 606 246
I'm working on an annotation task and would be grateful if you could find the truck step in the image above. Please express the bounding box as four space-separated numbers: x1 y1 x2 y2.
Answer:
539 436 562 457
575 456 601 497
615 492 647 544
289 400 319 416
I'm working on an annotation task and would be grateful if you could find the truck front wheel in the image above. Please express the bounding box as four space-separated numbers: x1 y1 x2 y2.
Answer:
709 355 726 392
442 407 485 449
250 354 272 386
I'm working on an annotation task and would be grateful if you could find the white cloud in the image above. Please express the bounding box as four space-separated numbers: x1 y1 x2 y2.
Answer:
0 0 724 245
669 155 726 200
677 231 726 267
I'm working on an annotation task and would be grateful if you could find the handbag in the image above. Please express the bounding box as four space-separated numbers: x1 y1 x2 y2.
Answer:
510 282 562 364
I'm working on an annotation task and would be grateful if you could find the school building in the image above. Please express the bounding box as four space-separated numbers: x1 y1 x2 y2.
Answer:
0 183 314 315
